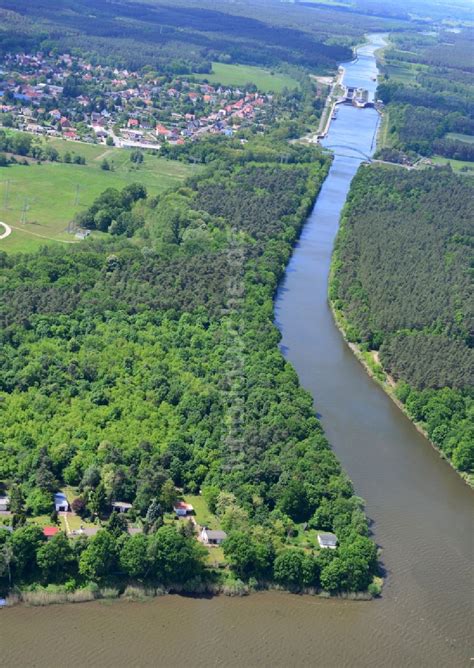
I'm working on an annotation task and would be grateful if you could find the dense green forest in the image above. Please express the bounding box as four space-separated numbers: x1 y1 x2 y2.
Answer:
0 134 380 596
0 0 356 74
330 165 473 480
376 28 474 160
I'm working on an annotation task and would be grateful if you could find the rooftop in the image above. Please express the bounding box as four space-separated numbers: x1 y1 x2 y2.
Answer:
203 529 227 540
173 502 194 511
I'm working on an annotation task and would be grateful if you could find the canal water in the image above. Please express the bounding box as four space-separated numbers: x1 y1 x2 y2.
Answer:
1 35 472 668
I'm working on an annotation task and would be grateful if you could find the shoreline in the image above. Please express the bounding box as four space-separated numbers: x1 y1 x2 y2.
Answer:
328 297 474 490
2 580 378 610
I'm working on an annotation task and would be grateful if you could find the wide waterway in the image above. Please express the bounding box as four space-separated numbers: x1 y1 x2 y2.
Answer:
1 34 472 668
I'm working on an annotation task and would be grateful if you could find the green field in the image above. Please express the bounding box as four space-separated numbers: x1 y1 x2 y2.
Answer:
431 156 474 172
381 61 420 84
0 138 197 253
195 62 299 93
185 495 222 530
445 132 474 144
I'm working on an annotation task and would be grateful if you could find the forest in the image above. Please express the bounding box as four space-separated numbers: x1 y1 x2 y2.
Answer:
0 0 354 74
376 28 474 160
0 133 380 596
330 165 473 479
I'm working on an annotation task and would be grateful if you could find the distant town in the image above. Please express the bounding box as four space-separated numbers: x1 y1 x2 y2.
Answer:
0 51 277 149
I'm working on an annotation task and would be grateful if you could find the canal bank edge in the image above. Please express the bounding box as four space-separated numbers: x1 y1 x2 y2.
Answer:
4 577 382 609
328 206 474 491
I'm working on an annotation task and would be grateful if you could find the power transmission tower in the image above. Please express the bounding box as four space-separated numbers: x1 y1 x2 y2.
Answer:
74 183 81 206
21 197 29 224
3 179 10 210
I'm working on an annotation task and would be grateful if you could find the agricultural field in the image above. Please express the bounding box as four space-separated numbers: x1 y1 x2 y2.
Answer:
195 62 299 93
445 132 474 144
0 138 197 253
431 156 474 172
380 61 420 83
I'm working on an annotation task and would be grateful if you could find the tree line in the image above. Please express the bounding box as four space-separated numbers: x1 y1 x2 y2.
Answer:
330 165 473 477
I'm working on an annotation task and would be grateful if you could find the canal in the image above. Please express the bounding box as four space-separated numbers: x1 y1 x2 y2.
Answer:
1 34 472 668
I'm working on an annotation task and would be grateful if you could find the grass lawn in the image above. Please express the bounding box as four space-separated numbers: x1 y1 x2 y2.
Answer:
27 515 52 528
377 109 396 149
185 494 222 530
288 524 320 551
445 132 474 144
432 156 474 172
194 62 299 93
59 513 97 532
0 140 197 253
205 545 226 567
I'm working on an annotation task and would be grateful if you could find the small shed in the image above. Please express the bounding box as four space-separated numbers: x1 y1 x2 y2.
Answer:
43 526 60 539
317 532 338 549
54 492 69 512
200 527 227 545
173 502 194 517
0 496 10 512
112 501 132 514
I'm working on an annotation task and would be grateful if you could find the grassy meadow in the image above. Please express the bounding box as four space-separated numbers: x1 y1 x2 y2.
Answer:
431 156 474 172
445 132 474 144
0 137 197 253
195 62 299 93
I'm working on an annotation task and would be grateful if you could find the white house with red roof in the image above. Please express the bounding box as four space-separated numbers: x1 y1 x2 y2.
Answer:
173 502 194 517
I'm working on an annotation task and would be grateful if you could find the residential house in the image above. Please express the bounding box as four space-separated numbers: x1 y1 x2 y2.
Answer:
43 526 60 539
200 527 227 545
317 532 338 549
0 496 10 512
54 492 69 512
173 502 194 517
156 124 172 138
112 501 132 513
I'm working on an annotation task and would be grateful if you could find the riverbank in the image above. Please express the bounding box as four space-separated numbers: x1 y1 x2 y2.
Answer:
328 237 474 491
2 578 381 609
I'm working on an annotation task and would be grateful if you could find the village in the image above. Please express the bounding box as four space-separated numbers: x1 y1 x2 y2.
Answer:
0 50 275 149
0 487 338 571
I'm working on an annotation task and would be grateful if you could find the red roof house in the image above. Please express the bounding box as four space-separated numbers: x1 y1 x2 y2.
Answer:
156 124 171 137
173 502 194 517
43 526 60 539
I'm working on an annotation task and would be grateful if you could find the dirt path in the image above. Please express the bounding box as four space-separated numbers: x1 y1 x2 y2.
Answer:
9 224 78 243
0 221 12 240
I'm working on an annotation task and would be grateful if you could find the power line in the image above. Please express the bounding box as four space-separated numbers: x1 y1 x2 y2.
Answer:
3 180 10 210
74 183 81 206
20 197 29 224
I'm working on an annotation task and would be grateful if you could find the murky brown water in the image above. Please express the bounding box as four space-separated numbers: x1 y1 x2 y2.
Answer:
1 36 472 668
